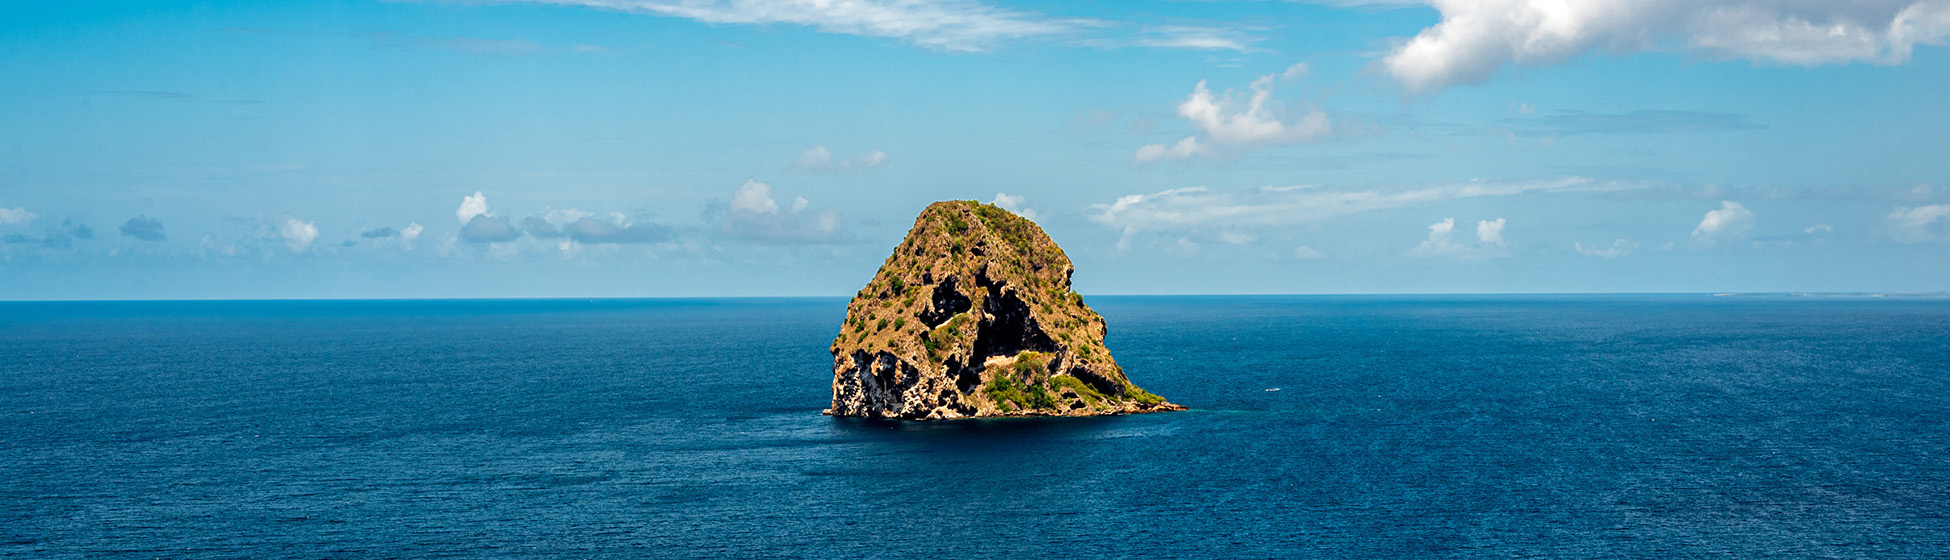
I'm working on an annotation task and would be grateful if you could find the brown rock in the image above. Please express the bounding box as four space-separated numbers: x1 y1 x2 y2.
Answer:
824 200 1186 420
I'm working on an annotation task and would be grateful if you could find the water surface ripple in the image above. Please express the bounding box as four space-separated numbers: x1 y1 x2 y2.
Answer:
3 296 1947 558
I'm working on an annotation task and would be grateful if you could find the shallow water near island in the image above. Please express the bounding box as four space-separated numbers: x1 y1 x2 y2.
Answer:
4 295 1949 558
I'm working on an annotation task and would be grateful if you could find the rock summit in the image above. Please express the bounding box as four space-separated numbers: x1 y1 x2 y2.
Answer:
825 200 1186 420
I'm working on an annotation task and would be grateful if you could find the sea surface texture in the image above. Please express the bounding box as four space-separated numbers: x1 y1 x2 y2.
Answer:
3 296 1948 558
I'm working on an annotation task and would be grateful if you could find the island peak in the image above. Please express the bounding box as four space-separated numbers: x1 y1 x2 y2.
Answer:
825 200 1185 420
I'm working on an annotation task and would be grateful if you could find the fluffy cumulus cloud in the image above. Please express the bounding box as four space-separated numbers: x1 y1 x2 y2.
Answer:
457 191 491 224
795 146 889 172
1476 217 1507 245
278 217 318 253
1888 204 1950 242
1383 0 1950 94
1136 72 1331 162
720 179 844 244
1691 200 1755 243
1409 217 1509 258
461 215 521 243
990 193 1038 220
1575 238 1639 258
455 192 522 244
0 207 34 226
120 215 167 241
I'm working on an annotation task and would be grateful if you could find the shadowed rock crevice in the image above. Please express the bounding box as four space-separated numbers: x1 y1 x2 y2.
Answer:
917 276 971 328
824 200 1184 420
973 286 1056 361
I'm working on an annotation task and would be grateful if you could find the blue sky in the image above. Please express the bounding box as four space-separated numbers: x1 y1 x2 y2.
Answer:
2 0 1947 299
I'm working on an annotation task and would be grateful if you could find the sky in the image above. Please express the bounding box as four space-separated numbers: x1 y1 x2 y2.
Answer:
1 0 1947 299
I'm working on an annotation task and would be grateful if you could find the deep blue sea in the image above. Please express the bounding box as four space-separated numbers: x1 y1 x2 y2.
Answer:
4 296 1949 558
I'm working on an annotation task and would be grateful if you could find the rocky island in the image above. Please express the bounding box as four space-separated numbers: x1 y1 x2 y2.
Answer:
825 200 1186 420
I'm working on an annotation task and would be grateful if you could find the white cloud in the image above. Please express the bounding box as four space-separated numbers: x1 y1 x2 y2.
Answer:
730 180 781 214
277 217 318 253
1889 204 1950 242
457 191 491 223
1804 223 1834 234
1575 238 1639 258
401 222 424 248
1476 217 1506 245
1089 178 1619 236
1129 25 1261 51
560 214 673 244
795 146 889 172
0 207 34 226
506 0 1079 52
1691 200 1755 241
1383 0 1950 94
546 208 594 225
721 179 845 244
1282 62 1311 80
990 192 1038 220
1408 217 1509 258
1134 136 1206 163
1214 230 1257 245
1293 245 1325 259
1412 218 1460 255
1135 73 1330 162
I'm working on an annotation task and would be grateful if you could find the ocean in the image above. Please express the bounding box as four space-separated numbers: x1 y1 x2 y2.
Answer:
3 296 1948 558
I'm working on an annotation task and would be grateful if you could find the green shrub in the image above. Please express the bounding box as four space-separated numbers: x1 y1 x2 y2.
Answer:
892 317 906 330
1010 351 1050 381
1048 375 1107 402
875 318 888 331
982 373 1057 411
1123 384 1166 406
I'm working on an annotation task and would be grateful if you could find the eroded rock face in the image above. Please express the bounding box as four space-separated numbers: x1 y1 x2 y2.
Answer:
825 201 1185 420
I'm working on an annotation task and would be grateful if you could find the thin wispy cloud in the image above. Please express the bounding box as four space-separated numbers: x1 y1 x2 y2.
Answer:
94 90 264 105
353 32 547 55
504 0 1080 52
0 207 34 226
497 0 1264 52
1888 204 1950 242
794 146 888 172
1090 178 1622 234
1507 109 1767 135
1575 239 1640 258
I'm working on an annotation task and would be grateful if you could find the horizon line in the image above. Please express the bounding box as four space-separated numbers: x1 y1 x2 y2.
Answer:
5 291 1950 304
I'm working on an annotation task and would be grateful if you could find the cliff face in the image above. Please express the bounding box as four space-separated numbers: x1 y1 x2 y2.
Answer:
826 201 1185 420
